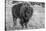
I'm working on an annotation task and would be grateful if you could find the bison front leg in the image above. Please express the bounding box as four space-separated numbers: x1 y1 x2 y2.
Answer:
25 22 27 28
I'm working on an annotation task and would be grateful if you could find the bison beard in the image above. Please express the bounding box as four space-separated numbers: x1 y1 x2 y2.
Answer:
12 3 33 29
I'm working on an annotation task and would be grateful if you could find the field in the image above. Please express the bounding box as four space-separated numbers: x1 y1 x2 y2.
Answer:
5 0 45 31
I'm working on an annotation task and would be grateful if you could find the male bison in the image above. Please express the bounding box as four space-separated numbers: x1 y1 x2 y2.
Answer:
12 3 33 29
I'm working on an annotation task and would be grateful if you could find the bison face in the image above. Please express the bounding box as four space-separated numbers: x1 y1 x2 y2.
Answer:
20 6 33 20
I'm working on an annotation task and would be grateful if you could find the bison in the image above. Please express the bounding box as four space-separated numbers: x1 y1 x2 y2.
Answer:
12 3 33 29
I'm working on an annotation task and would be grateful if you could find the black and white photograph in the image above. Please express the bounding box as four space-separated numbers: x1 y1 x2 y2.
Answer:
5 0 45 31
